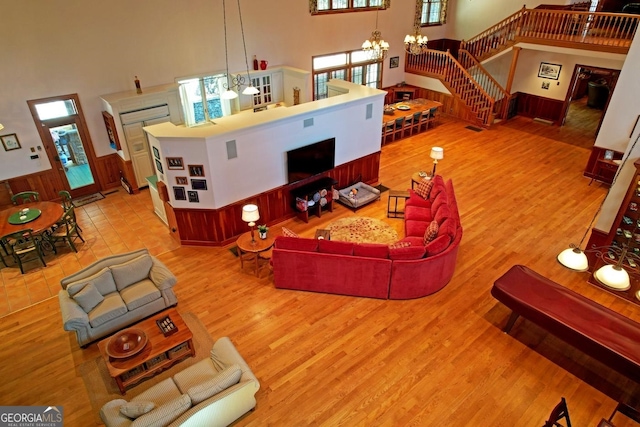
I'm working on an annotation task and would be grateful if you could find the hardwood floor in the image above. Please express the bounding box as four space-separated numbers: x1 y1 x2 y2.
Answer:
1 115 639 426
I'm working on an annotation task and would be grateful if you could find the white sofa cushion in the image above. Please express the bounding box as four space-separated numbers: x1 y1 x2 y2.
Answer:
119 401 155 418
67 267 117 297
88 293 128 328
187 364 242 405
133 378 182 406
119 279 161 311
110 255 153 292
130 394 191 427
72 283 104 313
172 359 219 393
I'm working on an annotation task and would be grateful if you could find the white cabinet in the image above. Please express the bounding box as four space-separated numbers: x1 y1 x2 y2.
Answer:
238 70 283 110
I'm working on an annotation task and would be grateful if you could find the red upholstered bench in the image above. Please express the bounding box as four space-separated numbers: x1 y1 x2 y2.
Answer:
491 265 640 383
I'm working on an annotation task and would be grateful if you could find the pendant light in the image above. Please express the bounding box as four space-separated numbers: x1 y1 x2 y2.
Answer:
237 0 259 96
362 6 389 61
221 0 239 100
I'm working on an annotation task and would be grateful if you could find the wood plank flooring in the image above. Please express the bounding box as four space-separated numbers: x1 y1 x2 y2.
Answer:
1 115 639 426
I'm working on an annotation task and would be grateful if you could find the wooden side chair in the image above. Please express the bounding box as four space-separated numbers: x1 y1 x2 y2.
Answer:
382 119 395 145
50 206 84 253
418 110 431 133
543 397 572 427
1 229 47 274
608 402 640 425
11 191 39 205
410 110 423 135
392 116 405 141
402 114 414 138
59 190 73 209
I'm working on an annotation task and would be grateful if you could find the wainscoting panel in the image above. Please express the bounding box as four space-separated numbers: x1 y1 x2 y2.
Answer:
514 92 565 123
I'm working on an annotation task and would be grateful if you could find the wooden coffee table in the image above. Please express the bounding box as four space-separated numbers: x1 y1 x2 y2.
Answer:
97 308 195 394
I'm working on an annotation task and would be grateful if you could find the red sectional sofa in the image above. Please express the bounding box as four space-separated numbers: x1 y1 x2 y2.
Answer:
271 175 462 299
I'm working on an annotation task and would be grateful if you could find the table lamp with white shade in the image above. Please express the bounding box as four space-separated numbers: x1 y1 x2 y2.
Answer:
242 204 260 245
430 147 444 177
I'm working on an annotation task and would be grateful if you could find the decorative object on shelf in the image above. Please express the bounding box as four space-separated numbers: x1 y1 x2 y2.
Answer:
362 6 389 61
1 133 21 151
156 315 178 336
430 146 444 177
253 55 259 70
134 76 142 94
242 204 260 245
260 60 268 70
293 87 300 105
257 224 268 239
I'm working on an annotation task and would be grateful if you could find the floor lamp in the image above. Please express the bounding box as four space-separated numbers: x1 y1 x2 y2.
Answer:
430 147 444 177
242 204 260 245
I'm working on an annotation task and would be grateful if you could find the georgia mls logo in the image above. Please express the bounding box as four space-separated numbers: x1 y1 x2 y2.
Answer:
0 406 63 427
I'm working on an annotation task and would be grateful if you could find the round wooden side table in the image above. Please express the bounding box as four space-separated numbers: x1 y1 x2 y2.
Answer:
236 231 275 276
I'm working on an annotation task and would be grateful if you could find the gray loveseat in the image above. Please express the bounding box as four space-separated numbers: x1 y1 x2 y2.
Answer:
59 249 178 347
100 337 260 427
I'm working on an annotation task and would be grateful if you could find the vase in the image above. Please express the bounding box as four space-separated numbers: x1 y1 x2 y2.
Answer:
260 60 268 70
259 231 267 239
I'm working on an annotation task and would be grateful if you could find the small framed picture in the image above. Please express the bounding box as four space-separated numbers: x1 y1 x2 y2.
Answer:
389 56 399 69
188 165 204 177
152 146 160 160
173 186 186 200
191 179 207 190
538 62 562 80
155 159 164 174
541 81 550 90
604 150 614 160
1 134 21 151
188 190 199 203
176 176 188 185
166 157 184 170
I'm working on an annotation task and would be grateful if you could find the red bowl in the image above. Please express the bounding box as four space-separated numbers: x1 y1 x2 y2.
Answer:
106 328 148 359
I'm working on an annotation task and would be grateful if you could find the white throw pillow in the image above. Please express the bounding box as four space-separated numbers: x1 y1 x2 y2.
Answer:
187 364 242 405
110 255 153 291
72 283 104 313
119 401 155 418
67 267 116 297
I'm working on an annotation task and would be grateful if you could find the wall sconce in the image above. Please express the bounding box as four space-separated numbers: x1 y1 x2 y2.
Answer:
430 147 444 177
242 204 260 245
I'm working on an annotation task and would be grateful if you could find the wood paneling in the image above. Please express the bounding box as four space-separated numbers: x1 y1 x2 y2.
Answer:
93 153 121 190
7 169 65 202
116 155 139 194
514 92 565 123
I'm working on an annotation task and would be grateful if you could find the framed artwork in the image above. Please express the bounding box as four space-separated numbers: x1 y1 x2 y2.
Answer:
173 186 186 200
188 164 204 177
1 134 21 151
166 157 184 170
389 56 399 68
604 150 614 160
102 111 121 151
188 190 199 203
191 179 207 190
541 81 550 90
538 62 562 80
155 159 164 174
152 146 160 160
176 176 188 185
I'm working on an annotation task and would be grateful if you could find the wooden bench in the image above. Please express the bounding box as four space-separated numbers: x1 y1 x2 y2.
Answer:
491 265 640 383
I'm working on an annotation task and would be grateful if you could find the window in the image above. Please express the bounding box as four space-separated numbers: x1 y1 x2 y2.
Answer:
420 0 447 26
177 73 228 127
310 0 389 14
312 50 382 100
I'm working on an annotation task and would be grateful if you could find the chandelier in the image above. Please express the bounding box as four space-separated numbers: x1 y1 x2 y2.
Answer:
362 7 389 61
404 26 428 55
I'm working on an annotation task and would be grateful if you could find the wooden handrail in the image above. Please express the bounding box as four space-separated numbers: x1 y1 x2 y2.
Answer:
406 50 495 126
458 49 510 120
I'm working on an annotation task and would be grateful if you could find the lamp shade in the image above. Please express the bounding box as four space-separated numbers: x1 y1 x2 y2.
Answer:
430 147 444 160
242 85 260 95
221 89 239 100
0 123 4 131
242 204 260 223
594 264 631 290
557 247 589 272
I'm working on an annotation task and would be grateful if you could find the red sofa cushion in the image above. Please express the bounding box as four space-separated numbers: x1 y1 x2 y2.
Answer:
425 234 450 256
430 193 448 216
275 236 318 252
318 239 354 255
406 190 432 208
354 243 389 259
399 236 423 246
405 205 432 222
438 218 457 241
389 245 426 260
405 219 429 238
433 205 451 226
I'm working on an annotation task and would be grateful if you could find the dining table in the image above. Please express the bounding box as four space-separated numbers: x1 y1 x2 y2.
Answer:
0 201 64 239
381 98 443 124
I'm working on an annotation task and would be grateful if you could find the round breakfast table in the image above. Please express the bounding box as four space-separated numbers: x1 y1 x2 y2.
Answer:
0 201 64 238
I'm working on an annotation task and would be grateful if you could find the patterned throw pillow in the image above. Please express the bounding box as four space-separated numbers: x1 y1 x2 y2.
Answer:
415 179 434 200
282 227 299 238
388 241 411 249
423 220 439 245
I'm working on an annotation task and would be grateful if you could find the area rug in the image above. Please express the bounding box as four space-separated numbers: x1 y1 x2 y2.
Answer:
78 312 214 423
327 217 398 244
72 192 105 208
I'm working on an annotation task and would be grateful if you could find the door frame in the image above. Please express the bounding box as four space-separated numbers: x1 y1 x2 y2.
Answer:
27 93 102 198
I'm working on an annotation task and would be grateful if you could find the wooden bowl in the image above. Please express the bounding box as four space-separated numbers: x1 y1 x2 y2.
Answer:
106 328 148 359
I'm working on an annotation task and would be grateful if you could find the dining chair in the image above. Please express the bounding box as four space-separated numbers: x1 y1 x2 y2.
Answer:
608 402 640 424
11 191 39 205
429 107 439 127
410 111 423 135
58 190 82 231
402 114 414 138
392 116 405 141
0 229 47 274
542 397 572 427
382 119 395 145
50 206 84 253
418 110 431 133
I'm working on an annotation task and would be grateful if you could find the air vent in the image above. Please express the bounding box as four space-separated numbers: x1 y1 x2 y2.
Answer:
366 103 373 119
303 118 314 128
226 140 237 159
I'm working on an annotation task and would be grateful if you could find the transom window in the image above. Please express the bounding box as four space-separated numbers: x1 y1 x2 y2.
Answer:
312 50 382 100
310 0 389 14
420 0 447 26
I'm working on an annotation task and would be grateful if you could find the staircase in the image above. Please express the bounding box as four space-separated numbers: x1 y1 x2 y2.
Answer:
405 6 639 127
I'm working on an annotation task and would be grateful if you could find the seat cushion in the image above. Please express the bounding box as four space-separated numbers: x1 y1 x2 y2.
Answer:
318 239 354 255
110 255 153 292
353 243 389 259
119 279 162 311
173 358 219 394
275 236 317 252
133 378 182 406
389 245 426 260
405 205 432 222
88 293 128 328
405 219 430 238
130 394 191 427
67 267 117 297
186 364 242 405
425 234 451 256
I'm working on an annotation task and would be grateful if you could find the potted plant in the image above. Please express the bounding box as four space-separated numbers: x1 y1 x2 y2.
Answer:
257 225 268 239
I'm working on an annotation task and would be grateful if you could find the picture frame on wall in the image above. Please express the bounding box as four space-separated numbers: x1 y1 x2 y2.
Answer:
389 56 399 69
538 62 562 80
188 164 204 177
166 157 184 170
1 134 21 151
176 176 188 185
102 112 121 151
152 146 160 160
604 150 614 160
155 159 164 174
188 190 199 203
173 186 186 200
191 179 207 190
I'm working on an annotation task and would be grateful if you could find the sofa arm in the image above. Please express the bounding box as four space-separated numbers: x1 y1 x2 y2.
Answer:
210 337 259 389
149 256 177 291
100 399 132 427
58 291 89 332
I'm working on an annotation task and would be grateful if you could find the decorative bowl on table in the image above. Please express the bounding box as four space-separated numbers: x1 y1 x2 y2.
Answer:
106 328 148 359
396 105 411 111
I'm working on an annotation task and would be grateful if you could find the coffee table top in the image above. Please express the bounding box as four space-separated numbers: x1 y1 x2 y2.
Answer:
98 308 192 376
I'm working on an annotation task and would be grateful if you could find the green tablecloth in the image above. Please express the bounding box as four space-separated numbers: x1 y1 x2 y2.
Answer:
8 208 42 225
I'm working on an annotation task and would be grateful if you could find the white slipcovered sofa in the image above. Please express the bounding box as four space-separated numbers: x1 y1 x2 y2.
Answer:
100 337 260 427
58 249 178 347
